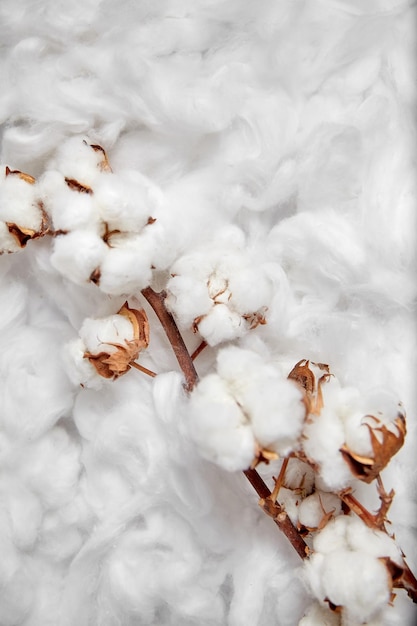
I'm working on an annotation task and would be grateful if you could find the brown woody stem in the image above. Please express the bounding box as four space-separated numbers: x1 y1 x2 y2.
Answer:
244 468 310 559
142 286 310 559
130 361 157 378
141 286 198 392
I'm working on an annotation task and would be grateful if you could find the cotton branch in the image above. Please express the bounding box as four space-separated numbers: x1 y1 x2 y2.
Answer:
141 285 310 560
141 286 198 392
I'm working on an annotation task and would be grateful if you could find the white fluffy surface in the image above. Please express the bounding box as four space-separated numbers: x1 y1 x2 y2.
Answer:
0 1 416 625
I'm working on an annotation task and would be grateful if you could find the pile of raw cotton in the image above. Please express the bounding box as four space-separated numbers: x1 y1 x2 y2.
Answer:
0 1 416 625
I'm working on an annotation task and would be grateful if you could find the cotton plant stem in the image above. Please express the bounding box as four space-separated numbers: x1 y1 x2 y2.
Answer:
141 286 198 391
244 468 310 560
141 286 310 560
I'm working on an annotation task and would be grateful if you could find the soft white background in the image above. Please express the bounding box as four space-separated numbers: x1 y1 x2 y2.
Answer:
0 1 416 624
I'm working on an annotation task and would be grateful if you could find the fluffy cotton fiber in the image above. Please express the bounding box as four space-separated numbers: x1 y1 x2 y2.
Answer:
0 1 416 625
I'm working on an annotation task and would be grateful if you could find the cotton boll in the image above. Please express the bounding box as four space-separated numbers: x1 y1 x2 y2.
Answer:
50 230 107 285
0 167 42 230
226 260 273 315
298 491 341 531
79 314 134 355
344 515 403 565
94 170 161 233
284 459 315 495
313 550 391 622
98 237 153 295
311 515 351 557
215 346 305 455
40 170 98 232
188 373 256 471
49 136 106 187
302 379 358 491
240 374 305 456
197 303 246 346
165 274 213 327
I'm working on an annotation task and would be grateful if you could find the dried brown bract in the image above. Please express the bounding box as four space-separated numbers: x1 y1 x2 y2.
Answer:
288 359 331 414
340 412 406 483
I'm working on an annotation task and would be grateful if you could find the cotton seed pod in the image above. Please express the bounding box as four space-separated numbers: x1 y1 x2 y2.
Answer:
0 166 50 253
83 303 149 379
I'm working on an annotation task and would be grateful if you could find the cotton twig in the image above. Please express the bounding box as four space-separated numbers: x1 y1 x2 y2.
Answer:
141 286 198 392
141 285 310 560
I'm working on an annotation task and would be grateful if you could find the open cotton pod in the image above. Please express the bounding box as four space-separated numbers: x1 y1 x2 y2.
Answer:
64 303 149 387
0 166 49 253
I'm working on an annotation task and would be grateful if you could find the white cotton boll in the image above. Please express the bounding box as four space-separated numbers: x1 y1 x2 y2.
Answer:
227 263 272 314
312 515 351 556
63 338 104 390
50 230 107 285
165 274 213 327
197 303 246 346
343 412 373 458
50 136 105 187
298 602 341 626
98 238 153 295
316 550 391 622
345 516 403 565
94 170 161 232
0 168 42 231
40 170 98 232
303 390 354 491
79 314 134 355
298 491 341 530
277 487 302 526
241 375 305 456
188 373 256 471
284 459 315 495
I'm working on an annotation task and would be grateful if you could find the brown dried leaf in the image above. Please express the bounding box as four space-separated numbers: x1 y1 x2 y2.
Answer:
87 142 112 172
64 177 93 194
6 223 37 248
5 166 36 184
288 359 330 414
340 413 406 483
118 302 150 350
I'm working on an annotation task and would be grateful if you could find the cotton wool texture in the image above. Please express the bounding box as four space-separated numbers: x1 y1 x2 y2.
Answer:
0 1 416 626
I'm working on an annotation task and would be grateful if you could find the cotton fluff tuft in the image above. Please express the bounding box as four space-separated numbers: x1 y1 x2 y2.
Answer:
303 515 402 623
187 346 305 470
166 228 274 346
